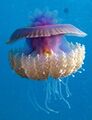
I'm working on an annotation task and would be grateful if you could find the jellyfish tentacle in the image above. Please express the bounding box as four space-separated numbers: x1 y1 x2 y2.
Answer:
45 79 59 113
27 83 50 114
58 78 71 109
33 99 50 114
27 90 39 112
65 78 72 97
59 78 71 97
52 79 59 100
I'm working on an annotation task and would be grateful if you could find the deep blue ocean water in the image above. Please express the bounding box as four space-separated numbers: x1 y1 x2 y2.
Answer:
0 0 92 120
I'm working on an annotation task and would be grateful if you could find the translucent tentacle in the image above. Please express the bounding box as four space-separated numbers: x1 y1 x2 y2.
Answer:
45 80 59 113
27 77 71 114
58 78 71 97
27 84 50 114
58 79 71 109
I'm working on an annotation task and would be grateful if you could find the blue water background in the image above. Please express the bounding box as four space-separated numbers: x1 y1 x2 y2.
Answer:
0 0 92 120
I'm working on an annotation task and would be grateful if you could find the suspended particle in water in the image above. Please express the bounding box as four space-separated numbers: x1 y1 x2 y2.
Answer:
63 8 69 14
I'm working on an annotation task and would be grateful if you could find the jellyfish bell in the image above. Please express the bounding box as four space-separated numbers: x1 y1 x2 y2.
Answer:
8 24 86 80
7 11 87 113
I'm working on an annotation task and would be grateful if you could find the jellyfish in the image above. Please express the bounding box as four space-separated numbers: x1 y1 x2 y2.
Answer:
7 10 87 113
